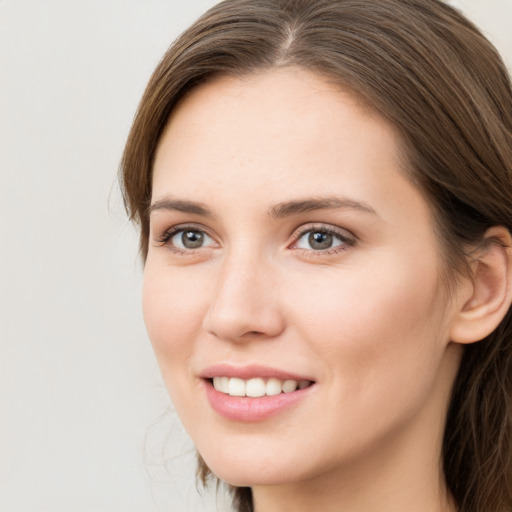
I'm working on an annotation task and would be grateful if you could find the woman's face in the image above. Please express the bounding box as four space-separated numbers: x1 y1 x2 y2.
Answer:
144 68 463 488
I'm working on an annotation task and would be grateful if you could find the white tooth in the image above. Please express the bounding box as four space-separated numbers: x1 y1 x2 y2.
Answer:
219 376 229 393
298 380 310 390
282 380 298 393
266 378 283 396
228 377 246 397
213 376 224 392
246 378 266 397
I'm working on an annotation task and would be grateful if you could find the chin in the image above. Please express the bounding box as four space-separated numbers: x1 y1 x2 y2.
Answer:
198 443 316 488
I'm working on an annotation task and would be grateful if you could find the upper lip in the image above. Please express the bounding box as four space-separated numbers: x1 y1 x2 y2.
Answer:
199 364 315 382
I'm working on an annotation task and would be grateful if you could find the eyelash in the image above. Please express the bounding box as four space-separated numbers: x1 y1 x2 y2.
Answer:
155 223 357 255
291 224 357 256
156 224 215 254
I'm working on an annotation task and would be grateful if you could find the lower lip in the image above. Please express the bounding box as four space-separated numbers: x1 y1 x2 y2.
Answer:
204 380 313 422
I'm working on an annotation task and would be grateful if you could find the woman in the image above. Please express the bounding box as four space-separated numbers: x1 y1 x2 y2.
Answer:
120 0 512 510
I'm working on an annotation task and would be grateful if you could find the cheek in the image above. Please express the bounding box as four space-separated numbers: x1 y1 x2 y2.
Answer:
280 254 451 456
286 252 447 384
142 265 208 369
142 263 215 433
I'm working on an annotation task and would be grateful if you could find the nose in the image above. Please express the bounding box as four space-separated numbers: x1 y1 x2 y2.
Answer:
202 252 286 342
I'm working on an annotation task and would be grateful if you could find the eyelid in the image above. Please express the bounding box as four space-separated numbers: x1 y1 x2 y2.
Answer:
152 221 356 255
154 223 218 249
289 223 357 252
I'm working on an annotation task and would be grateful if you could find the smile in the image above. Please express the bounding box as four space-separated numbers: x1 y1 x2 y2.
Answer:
212 376 313 397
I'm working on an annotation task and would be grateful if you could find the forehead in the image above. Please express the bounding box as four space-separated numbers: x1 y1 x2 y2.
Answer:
159 69 385 152
156 70 393 174
166 68 376 130
152 67 427 227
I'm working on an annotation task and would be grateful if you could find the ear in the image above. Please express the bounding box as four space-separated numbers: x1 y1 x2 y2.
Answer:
450 226 512 344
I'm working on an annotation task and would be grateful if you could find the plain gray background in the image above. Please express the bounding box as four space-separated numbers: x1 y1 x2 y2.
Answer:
1 1 511 511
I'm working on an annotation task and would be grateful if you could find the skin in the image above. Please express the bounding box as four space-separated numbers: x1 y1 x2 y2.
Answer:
143 68 465 512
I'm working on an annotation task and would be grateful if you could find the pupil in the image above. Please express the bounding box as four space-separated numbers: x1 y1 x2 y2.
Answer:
309 231 333 250
182 230 204 249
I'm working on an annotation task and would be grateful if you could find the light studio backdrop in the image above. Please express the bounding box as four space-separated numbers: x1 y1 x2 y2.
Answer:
1 1 511 511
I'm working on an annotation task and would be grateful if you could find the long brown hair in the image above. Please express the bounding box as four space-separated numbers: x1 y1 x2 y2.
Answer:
120 1 512 510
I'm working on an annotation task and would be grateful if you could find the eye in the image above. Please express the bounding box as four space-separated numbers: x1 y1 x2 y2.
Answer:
159 226 216 252
292 226 355 252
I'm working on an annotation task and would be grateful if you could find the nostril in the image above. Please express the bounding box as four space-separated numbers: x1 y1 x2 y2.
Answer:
202 294 286 341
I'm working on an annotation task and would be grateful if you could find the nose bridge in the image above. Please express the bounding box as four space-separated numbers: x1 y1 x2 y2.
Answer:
203 242 284 341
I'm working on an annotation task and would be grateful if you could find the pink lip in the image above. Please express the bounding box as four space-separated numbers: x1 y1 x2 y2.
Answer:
199 363 314 382
203 381 314 422
200 364 316 422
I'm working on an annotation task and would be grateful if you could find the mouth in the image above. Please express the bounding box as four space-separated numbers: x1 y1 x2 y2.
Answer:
200 366 316 422
207 376 314 397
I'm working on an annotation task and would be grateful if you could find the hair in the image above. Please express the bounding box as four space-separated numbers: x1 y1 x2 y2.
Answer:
120 1 512 510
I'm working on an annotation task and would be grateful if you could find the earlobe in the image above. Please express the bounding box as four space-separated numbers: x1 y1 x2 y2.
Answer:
450 226 512 344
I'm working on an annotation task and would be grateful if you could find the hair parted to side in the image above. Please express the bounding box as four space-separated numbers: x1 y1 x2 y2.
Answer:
120 1 512 510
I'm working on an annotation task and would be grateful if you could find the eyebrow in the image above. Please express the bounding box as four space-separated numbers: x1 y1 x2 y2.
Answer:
148 198 214 217
148 195 377 219
269 197 377 218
